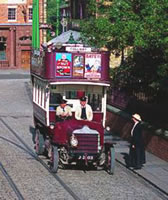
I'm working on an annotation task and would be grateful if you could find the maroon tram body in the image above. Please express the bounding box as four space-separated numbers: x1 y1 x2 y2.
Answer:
31 46 114 174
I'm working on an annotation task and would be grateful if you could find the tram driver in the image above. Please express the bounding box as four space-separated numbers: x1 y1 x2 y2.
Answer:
56 98 72 121
75 96 93 121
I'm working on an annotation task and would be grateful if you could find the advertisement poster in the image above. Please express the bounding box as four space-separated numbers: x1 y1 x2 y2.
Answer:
84 54 101 79
56 53 72 77
73 55 84 77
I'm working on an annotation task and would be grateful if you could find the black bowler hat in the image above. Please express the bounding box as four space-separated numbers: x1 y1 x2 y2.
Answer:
60 99 67 104
80 96 87 101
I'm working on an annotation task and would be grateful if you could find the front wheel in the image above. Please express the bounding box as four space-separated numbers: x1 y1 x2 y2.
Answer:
50 146 59 173
106 146 115 175
35 128 45 155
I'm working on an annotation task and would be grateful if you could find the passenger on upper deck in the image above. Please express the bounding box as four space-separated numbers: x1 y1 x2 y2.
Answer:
56 98 72 121
75 96 93 121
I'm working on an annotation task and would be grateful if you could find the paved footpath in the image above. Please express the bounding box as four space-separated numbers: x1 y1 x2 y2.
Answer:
0 69 30 79
1 69 168 198
114 135 168 197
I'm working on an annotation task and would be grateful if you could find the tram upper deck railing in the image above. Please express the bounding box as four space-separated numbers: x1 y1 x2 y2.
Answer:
31 48 110 84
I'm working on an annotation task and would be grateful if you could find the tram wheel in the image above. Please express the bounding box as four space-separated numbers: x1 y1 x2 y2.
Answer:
50 146 59 173
35 128 45 155
106 146 115 175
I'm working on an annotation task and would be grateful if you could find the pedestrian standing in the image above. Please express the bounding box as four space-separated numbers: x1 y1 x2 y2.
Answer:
129 113 146 169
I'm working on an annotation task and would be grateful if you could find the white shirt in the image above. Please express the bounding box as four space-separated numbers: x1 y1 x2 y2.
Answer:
75 104 93 121
131 121 139 136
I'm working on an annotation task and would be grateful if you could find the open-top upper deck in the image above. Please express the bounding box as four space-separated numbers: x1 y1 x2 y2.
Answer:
31 48 110 85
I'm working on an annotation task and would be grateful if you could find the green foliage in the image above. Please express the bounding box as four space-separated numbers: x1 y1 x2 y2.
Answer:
81 17 113 48
47 0 60 39
81 0 168 93
47 0 57 28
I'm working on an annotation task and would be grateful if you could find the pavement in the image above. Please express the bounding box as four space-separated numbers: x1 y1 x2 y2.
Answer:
0 69 30 79
113 135 168 197
1 69 168 198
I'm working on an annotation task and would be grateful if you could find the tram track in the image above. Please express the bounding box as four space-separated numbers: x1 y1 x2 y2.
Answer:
0 118 81 200
0 161 24 200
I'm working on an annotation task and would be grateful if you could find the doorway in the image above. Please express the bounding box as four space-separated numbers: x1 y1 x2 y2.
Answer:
21 50 31 69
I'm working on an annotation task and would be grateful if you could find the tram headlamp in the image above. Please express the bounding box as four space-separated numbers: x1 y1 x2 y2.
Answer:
50 122 55 130
70 134 78 147
106 126 110 132
50 125 55 129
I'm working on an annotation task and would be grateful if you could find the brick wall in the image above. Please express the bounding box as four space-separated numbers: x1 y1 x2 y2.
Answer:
0 0 33 24
106 111 168 162
0 0 44 69
0 5 6 22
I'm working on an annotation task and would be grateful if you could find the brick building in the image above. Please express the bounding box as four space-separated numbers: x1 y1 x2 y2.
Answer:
0 0 46 69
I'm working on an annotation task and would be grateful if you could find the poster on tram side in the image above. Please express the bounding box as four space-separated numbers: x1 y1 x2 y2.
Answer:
73 54 84 77
84 53 101 80
56 53 72 77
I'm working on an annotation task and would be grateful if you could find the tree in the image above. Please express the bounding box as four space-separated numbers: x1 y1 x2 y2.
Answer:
47 0 61 39
81 0 168 93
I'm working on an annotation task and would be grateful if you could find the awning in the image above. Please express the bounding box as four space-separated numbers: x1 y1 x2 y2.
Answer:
47 30 82 46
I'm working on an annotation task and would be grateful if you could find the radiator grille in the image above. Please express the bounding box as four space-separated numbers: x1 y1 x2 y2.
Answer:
71 133 99 154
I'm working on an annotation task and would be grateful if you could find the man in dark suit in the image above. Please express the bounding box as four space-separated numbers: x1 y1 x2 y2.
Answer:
129 113 146 169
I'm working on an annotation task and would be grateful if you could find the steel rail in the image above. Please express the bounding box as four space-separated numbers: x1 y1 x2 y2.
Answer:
0 162 24 200
0 118 81 200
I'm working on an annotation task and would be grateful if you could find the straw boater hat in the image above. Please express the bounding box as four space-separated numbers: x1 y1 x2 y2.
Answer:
132 113 141 121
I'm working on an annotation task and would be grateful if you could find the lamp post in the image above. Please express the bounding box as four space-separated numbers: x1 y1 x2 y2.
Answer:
61 9 68 33
32 0 40 49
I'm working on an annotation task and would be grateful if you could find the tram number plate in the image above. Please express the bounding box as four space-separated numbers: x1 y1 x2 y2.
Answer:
78 155 93 160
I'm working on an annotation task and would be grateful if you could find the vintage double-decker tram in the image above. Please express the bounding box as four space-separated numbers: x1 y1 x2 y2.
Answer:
31 43 115 174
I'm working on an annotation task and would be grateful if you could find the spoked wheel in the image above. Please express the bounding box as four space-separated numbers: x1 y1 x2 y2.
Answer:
106 146 115 175
35 128 45 155
50 146 59 173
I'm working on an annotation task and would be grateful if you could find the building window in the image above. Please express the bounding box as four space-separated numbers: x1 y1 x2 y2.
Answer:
8 8 16 21
29 8 33 21
19 36 32 41
0 37 7 60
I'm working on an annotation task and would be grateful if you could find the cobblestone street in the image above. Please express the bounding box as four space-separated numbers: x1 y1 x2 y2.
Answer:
0 76 167 200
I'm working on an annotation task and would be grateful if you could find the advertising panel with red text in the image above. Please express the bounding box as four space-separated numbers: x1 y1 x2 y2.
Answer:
56 53 72 77
85 54 101 80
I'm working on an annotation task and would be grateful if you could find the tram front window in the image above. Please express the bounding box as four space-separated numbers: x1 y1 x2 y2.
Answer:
87 93 102 111
65 90 102 112
49 93 62 110
66 90 85 99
